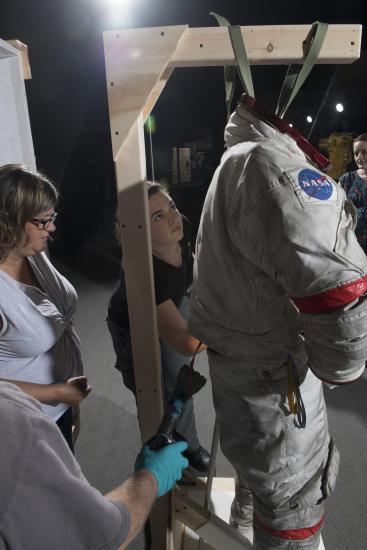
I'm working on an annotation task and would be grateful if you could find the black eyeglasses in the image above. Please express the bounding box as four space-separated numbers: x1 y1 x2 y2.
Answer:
29 212 58 230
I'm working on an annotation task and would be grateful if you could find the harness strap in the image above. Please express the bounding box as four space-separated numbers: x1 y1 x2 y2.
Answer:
210 11 254 118
228 24 255 97
276 21 328 118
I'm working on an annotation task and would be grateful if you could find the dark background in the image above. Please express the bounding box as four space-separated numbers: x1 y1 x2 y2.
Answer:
1 0 367 252
2 7 367 549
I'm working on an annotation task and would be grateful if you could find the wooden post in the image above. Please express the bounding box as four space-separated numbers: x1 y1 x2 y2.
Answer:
114 114 171 550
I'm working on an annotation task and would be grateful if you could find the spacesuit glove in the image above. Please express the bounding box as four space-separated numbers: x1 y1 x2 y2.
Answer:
135 441 189 497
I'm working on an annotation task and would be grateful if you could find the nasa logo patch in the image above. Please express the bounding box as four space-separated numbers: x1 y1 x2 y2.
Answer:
298 169 334 201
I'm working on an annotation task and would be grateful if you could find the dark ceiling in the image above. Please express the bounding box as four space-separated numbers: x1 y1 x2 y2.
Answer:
1 0 367 184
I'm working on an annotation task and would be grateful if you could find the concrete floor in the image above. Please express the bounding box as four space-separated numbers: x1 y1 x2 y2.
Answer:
56 244 367 550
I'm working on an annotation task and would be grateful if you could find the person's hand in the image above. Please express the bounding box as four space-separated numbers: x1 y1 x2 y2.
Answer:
58 376 91 405
135 441 189 497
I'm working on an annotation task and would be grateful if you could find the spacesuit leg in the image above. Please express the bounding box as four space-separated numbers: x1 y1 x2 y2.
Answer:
230 472 254 532
207 349 337 550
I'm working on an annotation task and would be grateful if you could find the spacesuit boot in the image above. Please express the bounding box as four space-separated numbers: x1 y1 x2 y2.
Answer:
229 475 254 545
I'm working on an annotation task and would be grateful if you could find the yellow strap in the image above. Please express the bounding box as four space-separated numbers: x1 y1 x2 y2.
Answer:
287 361 298 414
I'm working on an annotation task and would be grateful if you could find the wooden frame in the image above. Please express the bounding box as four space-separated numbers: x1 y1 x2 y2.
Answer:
104 24 361 158
103 24 361 550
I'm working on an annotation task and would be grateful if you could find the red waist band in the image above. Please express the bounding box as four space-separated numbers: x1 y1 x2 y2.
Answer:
292 275 367 313
255 515 324 540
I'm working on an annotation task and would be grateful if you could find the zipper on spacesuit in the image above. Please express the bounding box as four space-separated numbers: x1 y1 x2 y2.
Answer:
287 359 306 428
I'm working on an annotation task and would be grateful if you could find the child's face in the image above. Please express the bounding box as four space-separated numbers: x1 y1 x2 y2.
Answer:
149 191 183 246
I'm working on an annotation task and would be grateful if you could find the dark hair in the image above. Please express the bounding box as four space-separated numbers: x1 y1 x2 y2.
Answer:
147 181 162 198
0 164 58 260
114 180 165 241
353 134 367 144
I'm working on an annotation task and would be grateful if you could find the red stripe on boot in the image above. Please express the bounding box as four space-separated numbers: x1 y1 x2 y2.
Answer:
255 516 324 540
292 275 367 313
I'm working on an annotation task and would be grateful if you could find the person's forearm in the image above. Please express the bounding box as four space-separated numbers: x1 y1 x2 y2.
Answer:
171 331 207 356
106 470 157 549
157 299 207 356
0 378 62 403
0 377 90 405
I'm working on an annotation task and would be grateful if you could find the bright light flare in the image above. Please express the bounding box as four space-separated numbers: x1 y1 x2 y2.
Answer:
336 103 344 113
104 0 133 27
306 115 313 123
105 0 131 7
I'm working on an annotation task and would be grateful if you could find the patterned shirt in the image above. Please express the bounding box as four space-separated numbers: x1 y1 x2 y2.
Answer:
339 170 367 253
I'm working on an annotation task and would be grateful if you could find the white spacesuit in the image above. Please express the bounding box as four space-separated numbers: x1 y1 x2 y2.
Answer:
189 98 367 549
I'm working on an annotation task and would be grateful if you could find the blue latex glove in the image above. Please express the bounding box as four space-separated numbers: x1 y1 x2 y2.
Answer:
135 441 189 497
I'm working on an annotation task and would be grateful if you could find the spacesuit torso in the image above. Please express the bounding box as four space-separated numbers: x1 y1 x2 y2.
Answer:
189 104 367 382
188 101 367 548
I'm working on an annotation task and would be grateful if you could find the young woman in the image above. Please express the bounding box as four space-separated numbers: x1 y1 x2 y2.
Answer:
107 182 210 472
339 133 367 252
0 164 91 450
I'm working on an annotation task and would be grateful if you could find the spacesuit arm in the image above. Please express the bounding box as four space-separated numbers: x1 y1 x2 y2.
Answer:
296 293 367 384
228 151 367 384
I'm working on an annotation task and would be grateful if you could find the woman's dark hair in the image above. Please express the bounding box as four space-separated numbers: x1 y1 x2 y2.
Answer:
114 180 164 241
146 181 162 198
353 134 367 144
0 164 58 260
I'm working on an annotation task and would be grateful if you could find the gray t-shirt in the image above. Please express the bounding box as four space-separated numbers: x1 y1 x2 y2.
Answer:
0 252 83 421
0 382 130 549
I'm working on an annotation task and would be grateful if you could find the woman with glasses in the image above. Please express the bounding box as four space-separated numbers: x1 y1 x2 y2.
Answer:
0 164 91 451
107 182 210 473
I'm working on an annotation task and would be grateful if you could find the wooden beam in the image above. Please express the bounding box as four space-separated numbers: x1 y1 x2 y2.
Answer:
7 40 32 79
104 24 361 158
115 114 164 442
142 66 174 122
104 25 187 160
173 483 251 550
115 114 172 550
0 39 35 168
169 24 361 67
